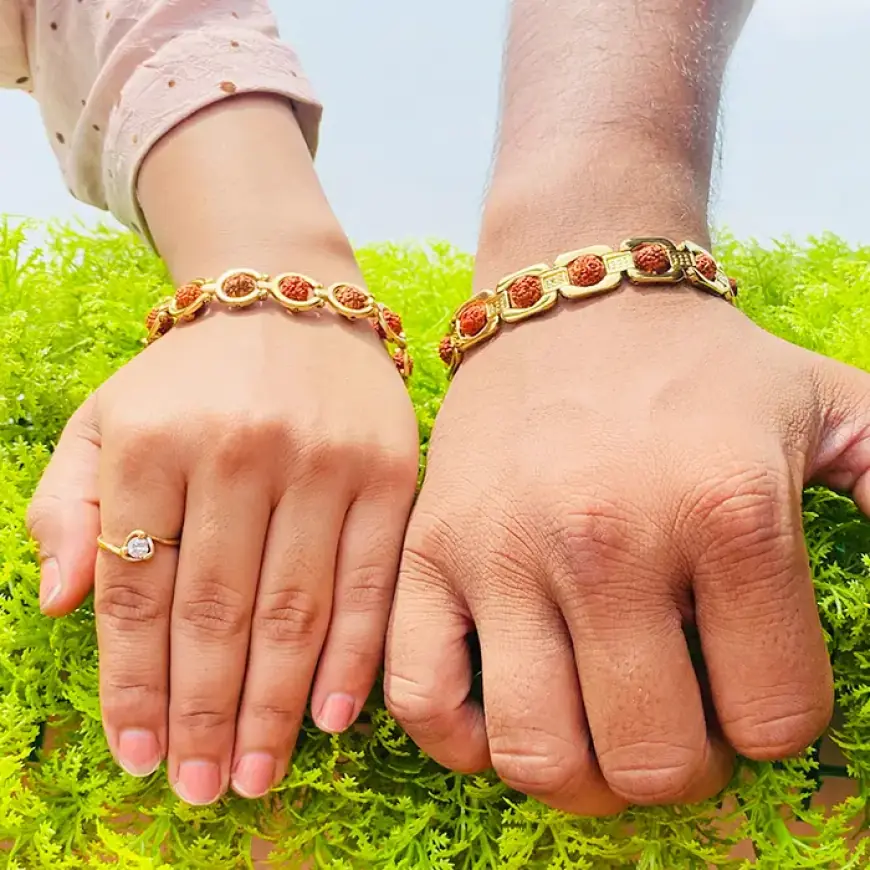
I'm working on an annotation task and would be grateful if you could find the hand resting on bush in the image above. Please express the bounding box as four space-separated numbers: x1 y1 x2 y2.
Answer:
26 96 420 806
387 282 870 815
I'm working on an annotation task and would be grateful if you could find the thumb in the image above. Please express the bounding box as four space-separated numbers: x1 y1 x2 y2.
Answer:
26 392 102 616
807 357 870 516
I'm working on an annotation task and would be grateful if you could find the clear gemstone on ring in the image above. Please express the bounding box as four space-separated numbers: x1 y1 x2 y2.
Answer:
125 535 154 561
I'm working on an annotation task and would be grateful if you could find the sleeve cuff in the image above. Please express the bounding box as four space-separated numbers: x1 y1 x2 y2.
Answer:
101 27 322 241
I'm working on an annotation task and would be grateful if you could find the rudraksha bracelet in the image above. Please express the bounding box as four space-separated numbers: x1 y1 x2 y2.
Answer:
145 268 412 379
439 238 737 376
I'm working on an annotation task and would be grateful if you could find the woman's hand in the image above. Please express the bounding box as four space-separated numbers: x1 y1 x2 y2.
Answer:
26 94 419 806
385 284 870 815
28 298 418 805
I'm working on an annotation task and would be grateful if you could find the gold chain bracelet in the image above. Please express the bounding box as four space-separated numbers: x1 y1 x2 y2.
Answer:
438 238 737 376
145 268 412 379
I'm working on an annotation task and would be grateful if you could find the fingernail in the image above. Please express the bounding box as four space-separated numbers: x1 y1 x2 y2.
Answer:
40 558 62 611
317 693 356 734
117 729 161 777
175 760 222 806
231 752 276 798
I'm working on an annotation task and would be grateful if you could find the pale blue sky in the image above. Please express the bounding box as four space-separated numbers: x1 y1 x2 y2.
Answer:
0 0 867 250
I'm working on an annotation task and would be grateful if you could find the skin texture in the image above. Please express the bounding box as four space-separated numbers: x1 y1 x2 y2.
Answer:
385 0 870 815
27 95 419 806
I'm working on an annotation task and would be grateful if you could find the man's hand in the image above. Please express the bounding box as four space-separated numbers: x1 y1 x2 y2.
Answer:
383 0 869 814
385 283 869 814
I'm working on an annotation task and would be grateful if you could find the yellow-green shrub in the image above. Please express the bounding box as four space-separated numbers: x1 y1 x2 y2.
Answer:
0 222 868 868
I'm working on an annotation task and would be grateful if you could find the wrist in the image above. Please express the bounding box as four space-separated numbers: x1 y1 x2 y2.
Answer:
477 143 710 292
138 94 356 284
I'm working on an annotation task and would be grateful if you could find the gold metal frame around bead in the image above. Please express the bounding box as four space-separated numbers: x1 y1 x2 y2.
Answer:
267 272 326 313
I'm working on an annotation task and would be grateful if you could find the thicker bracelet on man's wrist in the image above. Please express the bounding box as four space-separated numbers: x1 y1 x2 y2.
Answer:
439 237 738 376
145 268 413 379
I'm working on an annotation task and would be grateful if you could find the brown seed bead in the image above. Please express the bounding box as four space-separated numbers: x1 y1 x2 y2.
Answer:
376 307 404 340
384 308 403 336
632 244 671 274
278 275 314 302
173 282 206 321
333 284 369 310
567 254 606 287
222 272 258 298
145 307 172 337
438 336 456 365
457 301 488 337
694 253 717 281
175 282 203 309
393 349 413 377
508 275 543 309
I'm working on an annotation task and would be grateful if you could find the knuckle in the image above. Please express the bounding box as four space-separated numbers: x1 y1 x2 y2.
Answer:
97 582 166 628
489 741 580 797
298 433 364 478
597 742 702 804
549 493 654 615
401 510 464 585
253 587 325 646
383 671 444 728
173 704 233 733
370 443 419 491
175 581 249 640
245 701 301 726
25 495 57 541
208 417 289 478
693 462 792 554
101 680 164 720
480 500 548 594
688 461 802 602
724 698 832 759
112 424 172 481
331 636 380 680
339 562 394 615
555 492 636 574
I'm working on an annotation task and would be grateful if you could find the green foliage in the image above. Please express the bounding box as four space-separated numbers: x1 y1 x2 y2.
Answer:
1 221 868 868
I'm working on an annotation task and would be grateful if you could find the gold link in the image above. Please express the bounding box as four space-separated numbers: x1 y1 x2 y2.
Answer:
494 263 560 323
671 250 694 269
489 291 507 317
450 291 501 352
603 251 635 274
541 266 571 294
622 237 684 284
268 272 325 313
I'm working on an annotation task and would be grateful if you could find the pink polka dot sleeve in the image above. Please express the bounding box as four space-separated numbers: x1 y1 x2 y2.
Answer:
0 0 321 237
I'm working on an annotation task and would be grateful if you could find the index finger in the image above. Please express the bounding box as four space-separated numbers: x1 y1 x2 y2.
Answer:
385 542 489 774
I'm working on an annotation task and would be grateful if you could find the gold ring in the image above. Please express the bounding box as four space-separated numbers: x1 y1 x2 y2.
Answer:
97 529 180 563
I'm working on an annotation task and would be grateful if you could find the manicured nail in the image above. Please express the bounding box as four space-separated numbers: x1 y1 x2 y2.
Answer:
117 729 161 777
40 558 62 611
175 760 222 806
317 693 356 734
231 752 276 798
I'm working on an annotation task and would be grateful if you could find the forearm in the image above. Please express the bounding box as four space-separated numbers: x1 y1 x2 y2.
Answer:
479 0 754 282
138 94 355 285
